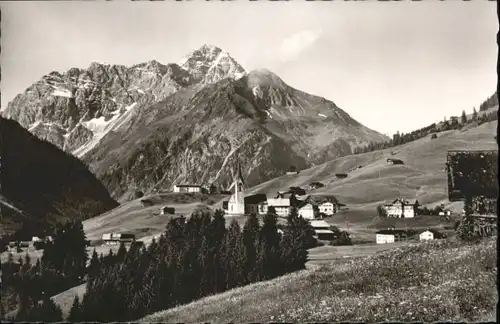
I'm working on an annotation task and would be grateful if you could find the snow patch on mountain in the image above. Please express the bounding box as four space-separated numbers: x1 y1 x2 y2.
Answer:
51 88 73 98
28 121 42 132
252 86 264 99
74 102 138 158
318 113 327 118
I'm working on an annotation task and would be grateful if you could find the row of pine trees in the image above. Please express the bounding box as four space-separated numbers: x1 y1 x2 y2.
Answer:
353 106 498 155
3 208 316 323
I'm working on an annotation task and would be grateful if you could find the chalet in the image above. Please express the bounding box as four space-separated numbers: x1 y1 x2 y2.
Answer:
160 206 175 215
173 184 203 193
318 202 337 216
335 173 348 179
267 192 300 217
384 199 416 218
438 210 452 216
286 166 300 175
244 194 268 214
102 233 136 245
375 229 407 244
386 158 404 165
310 220 330 230
309 220 335 240
298 203 316 220
307 195 343 216
419 229 445 241
309 182 325 190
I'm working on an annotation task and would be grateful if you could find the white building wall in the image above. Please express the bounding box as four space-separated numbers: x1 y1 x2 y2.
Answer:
299 204 315 220
319 202 335 216
387 205 403 218
376 234 395 244
258 203 268 214
173 185 180 193
267 198 291 217
403 206 415 218
419 231 434 241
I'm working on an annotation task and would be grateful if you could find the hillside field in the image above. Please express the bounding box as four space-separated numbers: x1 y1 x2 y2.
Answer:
141 237 497 323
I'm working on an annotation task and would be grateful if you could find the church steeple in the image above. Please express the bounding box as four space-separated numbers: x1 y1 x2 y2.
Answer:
226 162 245 215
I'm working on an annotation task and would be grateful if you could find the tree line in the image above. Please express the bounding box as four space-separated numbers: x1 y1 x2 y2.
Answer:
1 220 88 322
353 99 498 155
2 208 316 323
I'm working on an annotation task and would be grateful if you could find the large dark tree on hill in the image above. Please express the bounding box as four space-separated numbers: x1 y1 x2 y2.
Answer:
42 220 88 282
243 213 261 282
376 204 387 217
461 110 468 124
258 211 284 279
68 295 82 322
281 207 315 272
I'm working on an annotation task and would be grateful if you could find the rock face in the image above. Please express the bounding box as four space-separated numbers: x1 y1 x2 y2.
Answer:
0 117 119 237
3 44 388 201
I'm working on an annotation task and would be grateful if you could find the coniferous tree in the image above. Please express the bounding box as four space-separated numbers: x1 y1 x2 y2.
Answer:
116 242 127 263
461 110 468 124
281 207 315 272
68 295 82 322
242 213 260 282
259 211 284 278
209 209 227 293
30 295 63 323
223 219 245 289
473 107 478 120
87 249 100 283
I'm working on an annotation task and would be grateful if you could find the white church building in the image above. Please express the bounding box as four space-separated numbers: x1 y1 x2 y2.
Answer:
225 165 246 216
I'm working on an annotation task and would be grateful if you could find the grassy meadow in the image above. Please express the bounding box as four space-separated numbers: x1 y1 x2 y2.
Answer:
141 237 497 323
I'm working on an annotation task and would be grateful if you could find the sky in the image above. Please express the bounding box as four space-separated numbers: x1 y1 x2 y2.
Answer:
1 1 497 135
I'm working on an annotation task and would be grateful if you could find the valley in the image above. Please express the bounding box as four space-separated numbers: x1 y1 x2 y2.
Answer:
1 28 497 323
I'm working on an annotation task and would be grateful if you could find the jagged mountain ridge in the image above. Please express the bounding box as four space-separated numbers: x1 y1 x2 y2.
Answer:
3 44 388 200
3 44 246 157
0 117 119 237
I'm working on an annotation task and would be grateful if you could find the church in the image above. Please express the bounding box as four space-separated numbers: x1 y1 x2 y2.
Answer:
223 164 267 216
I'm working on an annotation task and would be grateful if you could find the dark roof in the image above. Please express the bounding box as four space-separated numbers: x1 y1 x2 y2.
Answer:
244 194 267 205
307 195 339 205
376 229 407 235
175 184 202 187
276 192 297 199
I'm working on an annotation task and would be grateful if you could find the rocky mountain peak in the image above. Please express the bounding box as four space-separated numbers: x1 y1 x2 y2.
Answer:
180 44 246 84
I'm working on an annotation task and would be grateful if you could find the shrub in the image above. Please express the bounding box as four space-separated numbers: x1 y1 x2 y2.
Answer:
376 204 387 217
431 133 438 140
134 191 144 199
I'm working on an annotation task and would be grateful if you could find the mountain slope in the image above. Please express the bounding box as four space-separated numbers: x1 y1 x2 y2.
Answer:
82 69 387 200
3 45 388 200
0 117 119 237
243 120 497 213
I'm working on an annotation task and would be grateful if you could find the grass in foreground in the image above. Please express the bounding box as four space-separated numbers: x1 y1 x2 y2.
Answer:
141 237 497 323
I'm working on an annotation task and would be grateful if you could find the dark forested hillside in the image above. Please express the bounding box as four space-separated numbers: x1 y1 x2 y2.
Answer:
0 117 118 238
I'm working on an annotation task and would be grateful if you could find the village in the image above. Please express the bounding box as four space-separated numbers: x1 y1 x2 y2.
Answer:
4 159 455 255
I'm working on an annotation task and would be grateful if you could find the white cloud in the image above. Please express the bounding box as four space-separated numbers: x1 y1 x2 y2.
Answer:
279 29 322 62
